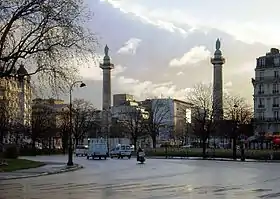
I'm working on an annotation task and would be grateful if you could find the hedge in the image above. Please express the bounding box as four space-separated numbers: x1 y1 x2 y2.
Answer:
145 149 280 160
19 148 64 156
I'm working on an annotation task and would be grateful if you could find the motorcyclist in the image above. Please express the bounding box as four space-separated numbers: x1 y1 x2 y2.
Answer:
137 146 143 161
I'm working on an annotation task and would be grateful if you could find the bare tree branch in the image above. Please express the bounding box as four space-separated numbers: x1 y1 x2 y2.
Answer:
143 99 171 148
72 99 96 146
0 0 98 94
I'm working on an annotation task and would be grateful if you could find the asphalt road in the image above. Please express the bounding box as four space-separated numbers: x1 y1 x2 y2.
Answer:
1 155 280 199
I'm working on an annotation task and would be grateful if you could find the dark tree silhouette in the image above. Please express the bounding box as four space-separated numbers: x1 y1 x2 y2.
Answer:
0 0 98 93
118 107 147 148
72 99 96 146
187 83 216 158
143 99 170 148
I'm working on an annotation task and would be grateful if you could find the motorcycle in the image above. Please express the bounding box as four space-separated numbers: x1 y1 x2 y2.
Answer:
137 151 145 163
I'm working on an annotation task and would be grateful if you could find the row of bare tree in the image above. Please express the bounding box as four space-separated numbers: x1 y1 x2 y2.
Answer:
112 83 253 152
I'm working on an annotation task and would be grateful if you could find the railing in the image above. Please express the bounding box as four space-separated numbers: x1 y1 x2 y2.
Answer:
255 76 280 81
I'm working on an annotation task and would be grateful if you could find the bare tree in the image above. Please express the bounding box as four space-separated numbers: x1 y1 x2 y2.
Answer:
30 103 54 150
224 94 253 124
187 83 215 158
57 108 70 153
118 107 147 148
143 99 170 148
0 0 98 93
224 94 253 157
72 99 96 146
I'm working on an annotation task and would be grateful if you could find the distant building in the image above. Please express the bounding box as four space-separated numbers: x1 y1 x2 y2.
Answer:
32 98 69 148
252 48 280 135
141 98 192 141
113 94 135 106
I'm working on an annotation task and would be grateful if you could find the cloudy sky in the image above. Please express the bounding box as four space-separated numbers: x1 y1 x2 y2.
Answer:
64 0 280 109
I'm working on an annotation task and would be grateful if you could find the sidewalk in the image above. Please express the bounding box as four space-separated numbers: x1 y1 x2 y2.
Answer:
0 162 83 180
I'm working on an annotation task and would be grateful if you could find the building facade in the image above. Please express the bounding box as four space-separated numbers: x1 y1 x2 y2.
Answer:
32 98 69 148
0 64 32 144
252 48 280 135
141 98 192 141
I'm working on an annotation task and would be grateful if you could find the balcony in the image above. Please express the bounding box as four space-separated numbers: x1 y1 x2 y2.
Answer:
273 104 280 108
255 76 280 82
257 104 265 108
253 117 280 123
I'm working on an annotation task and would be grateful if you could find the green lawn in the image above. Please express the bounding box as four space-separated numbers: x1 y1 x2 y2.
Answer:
0 159 45 172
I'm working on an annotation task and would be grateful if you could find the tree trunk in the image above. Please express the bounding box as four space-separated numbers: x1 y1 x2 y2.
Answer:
151 135 157 148
31 138 36 150
75 138 79 147
202 137 207 159
133 137 137 150
232 137 237 160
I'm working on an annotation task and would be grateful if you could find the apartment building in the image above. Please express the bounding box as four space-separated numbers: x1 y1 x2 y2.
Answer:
252 48 280 135
0 64 32 143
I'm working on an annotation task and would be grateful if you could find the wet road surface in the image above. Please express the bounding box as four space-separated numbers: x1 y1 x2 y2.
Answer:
1 155 280 199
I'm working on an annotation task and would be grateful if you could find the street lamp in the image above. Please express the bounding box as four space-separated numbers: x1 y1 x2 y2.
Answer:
232 104 238 160
67 81 86 166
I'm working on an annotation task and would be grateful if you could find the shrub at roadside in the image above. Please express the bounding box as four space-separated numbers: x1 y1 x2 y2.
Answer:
145 148 280 160
19 148 64 156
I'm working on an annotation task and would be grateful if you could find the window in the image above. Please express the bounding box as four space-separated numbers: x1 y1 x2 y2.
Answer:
274 111 279 119
259 98 264 107
275 71 279 78
258 112 265 119
259 71 264 80
258 84 264 94
273 84 279 93
273 97 279 107
261 58 266 66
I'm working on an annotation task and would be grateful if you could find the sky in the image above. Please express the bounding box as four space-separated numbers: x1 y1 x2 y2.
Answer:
61 0 280 109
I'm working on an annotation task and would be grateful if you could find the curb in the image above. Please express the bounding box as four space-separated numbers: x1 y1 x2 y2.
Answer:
146 156 280 163
0 164 84 181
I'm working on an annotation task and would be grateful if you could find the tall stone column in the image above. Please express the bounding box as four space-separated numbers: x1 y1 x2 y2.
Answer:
100 45 114 139
211 39 225 121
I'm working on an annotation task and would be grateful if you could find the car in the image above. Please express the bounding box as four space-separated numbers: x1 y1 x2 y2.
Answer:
110 144 132 159
181 144 192 148
75 145 88 157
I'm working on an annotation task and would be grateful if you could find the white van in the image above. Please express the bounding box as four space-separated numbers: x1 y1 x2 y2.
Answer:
87 138 109 160
110 144 132 159
75 145 88 157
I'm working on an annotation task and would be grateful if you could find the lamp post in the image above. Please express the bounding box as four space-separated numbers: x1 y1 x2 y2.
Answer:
67 81 86 166
232 104 238 160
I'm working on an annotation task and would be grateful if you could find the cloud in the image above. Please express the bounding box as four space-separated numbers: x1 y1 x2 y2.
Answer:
117 38 142 55
169 46 211 67
102 0 280 45
176 71 184 76
225 81 233 88
115 76 191 100
78 54 127 80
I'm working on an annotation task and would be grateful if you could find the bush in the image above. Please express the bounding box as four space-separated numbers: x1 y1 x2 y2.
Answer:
4 145 19 159
145 148 280 160
19 147 64 156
